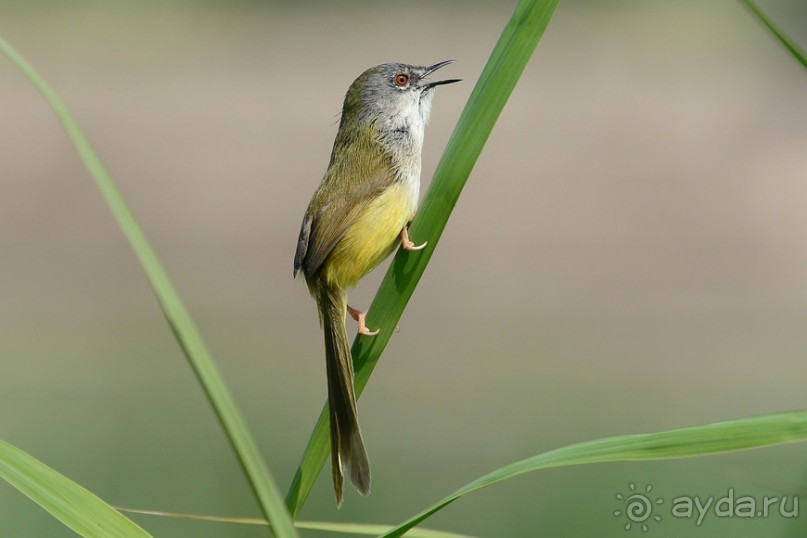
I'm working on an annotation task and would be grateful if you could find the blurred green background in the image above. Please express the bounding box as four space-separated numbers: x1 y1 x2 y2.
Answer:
2 1 807 536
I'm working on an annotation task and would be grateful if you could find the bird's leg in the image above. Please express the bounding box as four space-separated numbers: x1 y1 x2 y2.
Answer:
347 305 380 336
401 226 427 251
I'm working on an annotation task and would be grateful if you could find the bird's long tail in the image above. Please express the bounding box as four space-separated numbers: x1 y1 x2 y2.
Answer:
314 277 371 507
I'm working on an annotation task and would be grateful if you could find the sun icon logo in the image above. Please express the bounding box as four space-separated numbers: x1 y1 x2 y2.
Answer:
614 482 663 532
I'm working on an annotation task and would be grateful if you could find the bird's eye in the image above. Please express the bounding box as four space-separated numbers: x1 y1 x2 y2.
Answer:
393 73 410 87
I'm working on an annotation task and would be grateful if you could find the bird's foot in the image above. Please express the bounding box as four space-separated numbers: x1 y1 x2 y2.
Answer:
401 227 427 251
347 305 380 336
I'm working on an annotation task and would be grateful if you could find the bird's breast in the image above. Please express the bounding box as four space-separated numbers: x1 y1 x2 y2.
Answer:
324 179 418 289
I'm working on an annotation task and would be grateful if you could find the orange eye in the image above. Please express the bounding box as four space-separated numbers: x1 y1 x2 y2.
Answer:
394 73 410 87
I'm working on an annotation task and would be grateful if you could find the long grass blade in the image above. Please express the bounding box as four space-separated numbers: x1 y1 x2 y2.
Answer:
285 0 560 515
116 507 478 538
0 34 297 538
382 410 807 537
0 440 152 537
737 0 807 68
294 521 476 538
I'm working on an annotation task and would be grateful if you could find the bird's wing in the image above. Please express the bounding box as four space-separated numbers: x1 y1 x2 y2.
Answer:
294 161 396 278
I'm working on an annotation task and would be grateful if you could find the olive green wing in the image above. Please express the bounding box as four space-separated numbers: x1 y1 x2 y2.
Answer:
294 164 396 278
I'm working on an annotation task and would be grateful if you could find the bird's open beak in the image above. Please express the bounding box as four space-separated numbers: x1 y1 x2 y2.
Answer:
420 60 461 91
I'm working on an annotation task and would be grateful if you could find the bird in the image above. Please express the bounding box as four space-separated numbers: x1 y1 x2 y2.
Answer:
294 60 458 506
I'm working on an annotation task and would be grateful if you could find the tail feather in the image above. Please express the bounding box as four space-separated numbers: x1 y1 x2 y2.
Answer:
316 278 371 507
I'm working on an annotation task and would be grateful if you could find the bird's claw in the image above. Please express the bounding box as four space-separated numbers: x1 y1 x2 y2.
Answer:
348 305 379 337
400 227 427 251
402 240 427 251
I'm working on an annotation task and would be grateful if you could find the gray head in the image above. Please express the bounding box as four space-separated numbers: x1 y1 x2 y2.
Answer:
341 61 460 140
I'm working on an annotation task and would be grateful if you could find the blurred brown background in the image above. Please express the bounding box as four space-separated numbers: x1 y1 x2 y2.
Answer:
1 1 806 536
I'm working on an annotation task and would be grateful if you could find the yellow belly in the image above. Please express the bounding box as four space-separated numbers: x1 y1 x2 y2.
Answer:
324 182 415 289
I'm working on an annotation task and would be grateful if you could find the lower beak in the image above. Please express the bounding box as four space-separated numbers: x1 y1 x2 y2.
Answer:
420 60 461 91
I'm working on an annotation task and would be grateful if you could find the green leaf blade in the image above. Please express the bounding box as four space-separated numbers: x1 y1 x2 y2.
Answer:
382 410 807 537
0 440 152 538
738 0 807 69
0 33 297 538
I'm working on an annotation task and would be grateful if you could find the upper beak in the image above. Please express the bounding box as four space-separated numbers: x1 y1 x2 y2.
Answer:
420 60 461 91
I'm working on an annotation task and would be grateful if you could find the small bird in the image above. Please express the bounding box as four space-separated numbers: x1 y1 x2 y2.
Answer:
293 61 458 506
